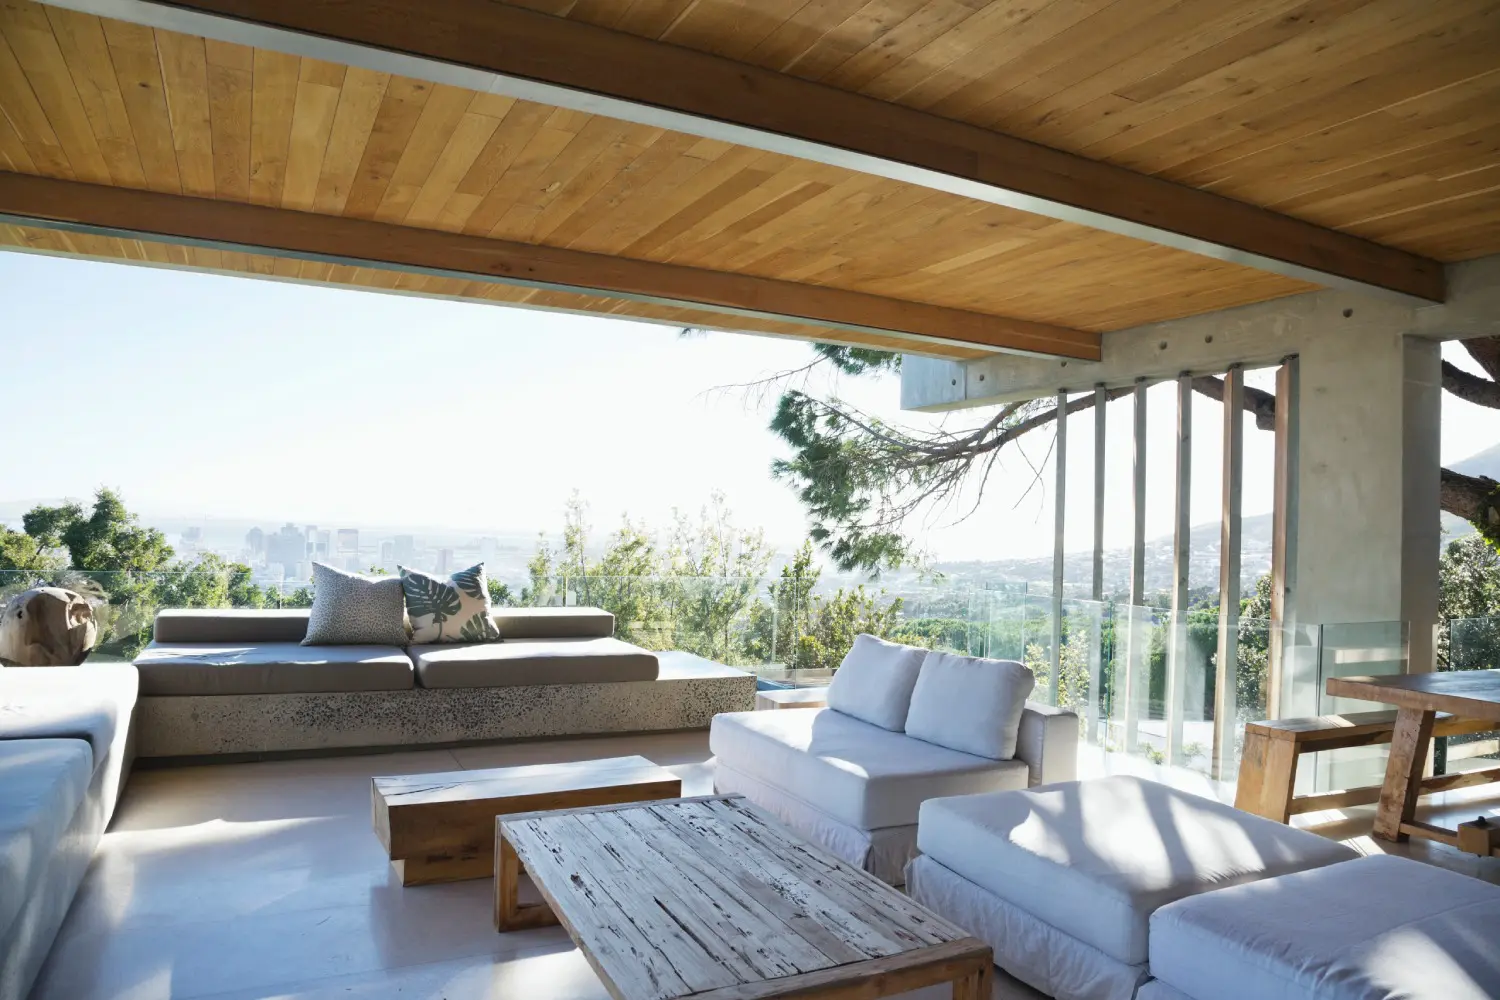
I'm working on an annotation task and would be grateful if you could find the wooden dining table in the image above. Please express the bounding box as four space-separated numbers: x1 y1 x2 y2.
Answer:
1325 669 1500 855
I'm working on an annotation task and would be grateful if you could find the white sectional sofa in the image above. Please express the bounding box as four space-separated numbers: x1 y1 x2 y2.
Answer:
711 635 1078 883
907 775 1500 1000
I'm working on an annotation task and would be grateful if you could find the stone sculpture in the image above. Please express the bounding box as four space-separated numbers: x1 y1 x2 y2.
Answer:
0 587 98 666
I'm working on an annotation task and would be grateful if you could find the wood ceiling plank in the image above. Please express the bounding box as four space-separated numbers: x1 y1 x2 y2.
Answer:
154 30 215 195
298 55 346 89
43 7 132 142
741 0 870 74
526 123 663 244
539 128 700 247
0 8 111 182
461 114 582 236
818 0 983 95
1110 0 1493 180
310 65 388 213
204 42 249 199
657 0 807 62
401 107 502 227
279 75 340 210
0 112 39 172
98 18 181 192
247 47 297 204
487 115 637 243
341 75 432 219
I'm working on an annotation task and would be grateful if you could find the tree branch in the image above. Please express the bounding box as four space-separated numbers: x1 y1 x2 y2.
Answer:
1463 337 1500 382
1442 360 1500 409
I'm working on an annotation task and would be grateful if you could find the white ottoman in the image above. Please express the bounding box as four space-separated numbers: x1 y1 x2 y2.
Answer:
1148 854 1500 1000
906 776 1358 1000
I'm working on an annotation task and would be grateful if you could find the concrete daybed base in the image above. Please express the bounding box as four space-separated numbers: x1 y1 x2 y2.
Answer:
134 608 754 758
136 652 751 758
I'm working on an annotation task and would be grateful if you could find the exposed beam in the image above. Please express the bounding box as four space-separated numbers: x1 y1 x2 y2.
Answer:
0 173 1100 359
39 0 1445 304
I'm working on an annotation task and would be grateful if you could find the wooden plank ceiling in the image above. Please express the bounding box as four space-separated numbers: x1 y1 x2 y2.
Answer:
1 0 1495 352
522 0 1500 262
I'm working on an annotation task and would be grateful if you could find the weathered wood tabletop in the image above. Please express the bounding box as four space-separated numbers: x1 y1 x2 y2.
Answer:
496 794 993 1000
1325 670 1500 850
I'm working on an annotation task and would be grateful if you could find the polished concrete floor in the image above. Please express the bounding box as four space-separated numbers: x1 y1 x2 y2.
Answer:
30 731 1500 999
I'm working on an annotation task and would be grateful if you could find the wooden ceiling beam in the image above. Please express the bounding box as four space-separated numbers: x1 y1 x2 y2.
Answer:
38 0 1445 304
0 172 1102 359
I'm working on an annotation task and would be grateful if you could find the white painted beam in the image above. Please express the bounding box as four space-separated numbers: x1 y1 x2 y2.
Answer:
902 254 1500 412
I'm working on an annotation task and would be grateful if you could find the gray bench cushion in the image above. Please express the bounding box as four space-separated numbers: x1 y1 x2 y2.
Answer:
1150 854 1500 1000
916 776 1358 966
134 642 414 695
411 637 657 688
493 607 614 639
0 665 138 771
154 609 310 644
0 739 91 942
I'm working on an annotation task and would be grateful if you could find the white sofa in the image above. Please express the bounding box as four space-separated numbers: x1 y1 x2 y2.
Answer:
906 775 1500 1000
711 636 1078 883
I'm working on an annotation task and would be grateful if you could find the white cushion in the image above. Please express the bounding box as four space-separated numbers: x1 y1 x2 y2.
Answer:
825 634 926 731
915 776 1357 965
1150 854 1500 1000
400 563 500 643
709 708 1026 829
905 651 1035 759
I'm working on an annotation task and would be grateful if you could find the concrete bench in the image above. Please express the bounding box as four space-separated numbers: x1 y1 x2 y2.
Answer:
1234 709 1498 822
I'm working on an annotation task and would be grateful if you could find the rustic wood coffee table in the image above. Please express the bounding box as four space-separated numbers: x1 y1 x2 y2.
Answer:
495 794 993 999
371 755 680 885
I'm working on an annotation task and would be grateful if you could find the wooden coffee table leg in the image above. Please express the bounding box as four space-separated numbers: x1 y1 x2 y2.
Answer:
952 958 993 999
494 832 558 932
1374 706 1436 842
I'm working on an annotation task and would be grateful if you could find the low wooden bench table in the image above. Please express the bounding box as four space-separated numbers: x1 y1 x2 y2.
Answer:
372 755 680 885
1235 709 1496 823
755 686 829 710
496 794 994 999
1326 670 1500 855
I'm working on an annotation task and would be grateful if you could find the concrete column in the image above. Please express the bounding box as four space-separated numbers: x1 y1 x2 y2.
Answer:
1288 319 1442 716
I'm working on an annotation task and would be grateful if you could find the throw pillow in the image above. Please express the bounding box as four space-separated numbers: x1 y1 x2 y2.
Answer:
825 633 928 731
302 563 408 646
400 564 501 644
904 651 1035 759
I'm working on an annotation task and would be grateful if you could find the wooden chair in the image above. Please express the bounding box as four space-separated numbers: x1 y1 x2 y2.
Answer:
1234 710 1498 823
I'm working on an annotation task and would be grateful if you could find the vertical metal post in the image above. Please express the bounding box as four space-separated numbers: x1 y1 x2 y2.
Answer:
1092 384 1107 603
1213 366 1244 781
1122 379 1148 752
1051 389 1067 705
1166 373 1192 765
1088 384 1107 743
1270 356 1300 720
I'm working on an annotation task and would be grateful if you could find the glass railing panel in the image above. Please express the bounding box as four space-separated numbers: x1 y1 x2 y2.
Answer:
1440 616 1500 775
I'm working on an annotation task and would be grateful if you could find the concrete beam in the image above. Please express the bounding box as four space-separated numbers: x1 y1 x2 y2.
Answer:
902 254 1500 411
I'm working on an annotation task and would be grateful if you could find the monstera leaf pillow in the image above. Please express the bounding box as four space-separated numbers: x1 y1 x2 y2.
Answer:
399 564 501 644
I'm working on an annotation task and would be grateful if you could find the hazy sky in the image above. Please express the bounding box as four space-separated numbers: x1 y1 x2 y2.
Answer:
4 251 1497 563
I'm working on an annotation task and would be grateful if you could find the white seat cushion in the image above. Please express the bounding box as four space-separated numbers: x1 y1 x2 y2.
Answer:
709 708 1026 830
1150 854 1500 1000
916 776 1357 966
825 634 927 731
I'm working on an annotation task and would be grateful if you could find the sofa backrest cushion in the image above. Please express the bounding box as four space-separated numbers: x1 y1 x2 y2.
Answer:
154 609 310 644
904 651 1036 760
825 634 928 731
492 607 615 640
303 563 409 647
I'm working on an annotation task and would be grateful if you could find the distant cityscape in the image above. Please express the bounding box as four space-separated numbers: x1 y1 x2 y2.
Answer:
172 519 541 590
